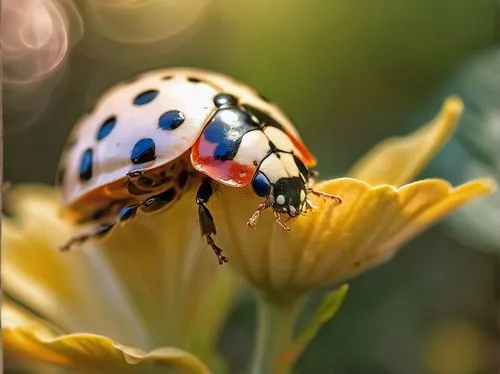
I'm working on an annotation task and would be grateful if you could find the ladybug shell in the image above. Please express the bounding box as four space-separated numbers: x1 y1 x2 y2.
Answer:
58 68 316 220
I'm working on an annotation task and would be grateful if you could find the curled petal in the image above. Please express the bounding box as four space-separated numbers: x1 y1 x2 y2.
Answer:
348 97 463 186
211 177 495 299
3 302 210 373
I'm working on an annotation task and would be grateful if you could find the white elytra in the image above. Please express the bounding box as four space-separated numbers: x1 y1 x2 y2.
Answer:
61 72 218 207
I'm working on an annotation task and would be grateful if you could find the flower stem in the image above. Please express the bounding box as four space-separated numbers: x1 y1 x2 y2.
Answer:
250 294 300 374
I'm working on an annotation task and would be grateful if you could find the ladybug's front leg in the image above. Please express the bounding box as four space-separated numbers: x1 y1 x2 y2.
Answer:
307 189 342 204
306 170 342 205
247 201 269 229
196 180 228 265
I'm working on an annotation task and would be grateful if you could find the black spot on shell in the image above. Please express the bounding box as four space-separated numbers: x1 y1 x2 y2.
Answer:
96 116 116 141
213 93 238 108
133 90 159 106
162 75 173 80
159 110 185 130
131 138 156 164
79 148 93 181
187 77 202 83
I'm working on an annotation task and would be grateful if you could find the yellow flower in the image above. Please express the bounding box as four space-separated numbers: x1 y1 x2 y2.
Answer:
3 96 495 374
3 186 239 373
207 97 495 301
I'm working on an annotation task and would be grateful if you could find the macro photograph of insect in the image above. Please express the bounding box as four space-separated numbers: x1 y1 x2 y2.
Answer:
2 1 499 373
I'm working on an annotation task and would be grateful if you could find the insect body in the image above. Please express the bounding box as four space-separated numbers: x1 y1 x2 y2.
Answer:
58 68 341 264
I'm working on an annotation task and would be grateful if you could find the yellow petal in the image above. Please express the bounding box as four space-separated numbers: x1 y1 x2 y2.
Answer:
3 185 150 348
3 302 210 374
317 178 495 284
210 177 494 300
347 97 463 186
97 188 240 350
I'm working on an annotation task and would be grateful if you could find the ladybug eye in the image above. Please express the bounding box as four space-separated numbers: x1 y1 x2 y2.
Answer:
252 171 271 197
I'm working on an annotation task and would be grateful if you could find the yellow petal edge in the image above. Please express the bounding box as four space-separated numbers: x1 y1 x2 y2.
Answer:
347 96 463 186
3 302 210 374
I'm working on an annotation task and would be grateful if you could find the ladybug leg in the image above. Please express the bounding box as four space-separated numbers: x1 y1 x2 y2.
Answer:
303 198 316 214
273 211 291 231
246 201 269 229
139 188 177 213
196 180 228 265
60 203 141 251
126 169 173 196
307 189 342 204
60 223 115 251
126 169 157 196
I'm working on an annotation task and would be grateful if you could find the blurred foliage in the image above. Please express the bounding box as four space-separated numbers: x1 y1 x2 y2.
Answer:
4 0 498 372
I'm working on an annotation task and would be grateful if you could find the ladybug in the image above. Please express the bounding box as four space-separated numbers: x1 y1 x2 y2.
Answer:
57 68 341 264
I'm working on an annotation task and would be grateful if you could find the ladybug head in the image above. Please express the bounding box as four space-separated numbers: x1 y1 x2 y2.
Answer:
251 169 308 218
269 176 307 217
